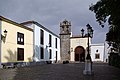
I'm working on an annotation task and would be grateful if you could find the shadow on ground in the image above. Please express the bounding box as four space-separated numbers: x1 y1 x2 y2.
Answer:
0 63 120 80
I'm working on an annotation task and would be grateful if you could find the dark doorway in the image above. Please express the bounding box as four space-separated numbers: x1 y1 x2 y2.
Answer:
17 48 24 61
74 46 85 62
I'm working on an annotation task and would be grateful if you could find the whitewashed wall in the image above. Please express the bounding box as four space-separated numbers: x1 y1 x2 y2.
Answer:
91 43 106 62
70 37 90 61
34 25 40 61
24 22 60 63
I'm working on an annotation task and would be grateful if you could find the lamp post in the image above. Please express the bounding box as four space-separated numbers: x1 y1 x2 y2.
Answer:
81 24 94 75
86 24 93 61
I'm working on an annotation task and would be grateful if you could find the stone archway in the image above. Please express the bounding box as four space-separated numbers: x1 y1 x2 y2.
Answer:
74 46 85 62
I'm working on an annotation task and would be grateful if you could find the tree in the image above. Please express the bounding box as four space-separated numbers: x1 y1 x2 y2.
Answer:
89 0 120 52
89 0 120 26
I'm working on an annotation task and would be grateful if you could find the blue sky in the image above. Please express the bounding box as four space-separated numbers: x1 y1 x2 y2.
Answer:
0 0 109 43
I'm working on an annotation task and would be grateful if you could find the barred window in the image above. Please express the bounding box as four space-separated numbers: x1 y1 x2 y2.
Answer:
40 29 44 45
49 34 52 47
95 54 100 59
55 38 57 48
17 32 24 45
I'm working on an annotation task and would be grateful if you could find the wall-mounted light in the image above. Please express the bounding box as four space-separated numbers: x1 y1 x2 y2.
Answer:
1 29 8 41
4 29 8 37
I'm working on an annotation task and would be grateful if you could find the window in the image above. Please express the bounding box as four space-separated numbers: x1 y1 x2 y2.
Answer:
55 38 57 48
49 49 52 59
49 34 52 47
17 32 24 45
56 51 58 62
96 49 98 52
40 29 44 45
95 54 100 59
40 47 44 59
17 48 24 61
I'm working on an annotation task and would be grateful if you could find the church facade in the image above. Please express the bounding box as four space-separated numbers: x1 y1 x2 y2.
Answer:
59 20 91 62
70 36 90 62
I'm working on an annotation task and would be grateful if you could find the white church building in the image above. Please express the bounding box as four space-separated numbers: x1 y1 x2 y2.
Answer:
21 21 60 63
60 19 108 63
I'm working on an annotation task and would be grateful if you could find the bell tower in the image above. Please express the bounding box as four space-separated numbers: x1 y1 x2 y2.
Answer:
59 19 71 62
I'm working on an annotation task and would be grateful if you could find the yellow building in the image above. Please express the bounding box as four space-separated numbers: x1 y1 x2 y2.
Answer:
0 16 33 66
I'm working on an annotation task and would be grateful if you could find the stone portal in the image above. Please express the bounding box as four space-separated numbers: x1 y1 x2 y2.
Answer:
74 46 85 62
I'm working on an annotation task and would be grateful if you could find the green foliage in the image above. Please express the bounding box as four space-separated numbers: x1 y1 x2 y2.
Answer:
106 26 120 43
89 0 120 51
109 53 120 68
89 0 120 26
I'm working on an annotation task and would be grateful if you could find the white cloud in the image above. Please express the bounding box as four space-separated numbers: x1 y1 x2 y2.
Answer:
0 0 107 43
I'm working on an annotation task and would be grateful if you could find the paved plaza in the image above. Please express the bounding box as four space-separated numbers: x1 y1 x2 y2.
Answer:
0 63 120 80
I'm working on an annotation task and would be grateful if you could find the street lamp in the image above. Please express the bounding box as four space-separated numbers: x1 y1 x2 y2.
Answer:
86 24 93 61
81 24 94 75
81 29 84 37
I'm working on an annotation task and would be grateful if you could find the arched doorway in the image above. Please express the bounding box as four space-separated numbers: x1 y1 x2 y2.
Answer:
74 46 85 62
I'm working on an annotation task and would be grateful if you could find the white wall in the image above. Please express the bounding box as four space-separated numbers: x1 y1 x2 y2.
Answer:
104 42 109 62
34 25 40 60
70 37 89 61
91 43 105 62
26 23 60 63
40 26 60 62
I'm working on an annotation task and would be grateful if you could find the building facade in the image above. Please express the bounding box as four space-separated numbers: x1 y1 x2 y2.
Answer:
21 21 60 63
70 36 90 62
0 16 33 67
91 43 108 62
59 20 71 61
59 20 91 62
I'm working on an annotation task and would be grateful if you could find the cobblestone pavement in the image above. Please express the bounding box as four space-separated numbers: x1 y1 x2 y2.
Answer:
0 63 120 80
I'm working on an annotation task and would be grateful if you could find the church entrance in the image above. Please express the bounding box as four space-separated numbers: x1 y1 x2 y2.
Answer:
74 46 85 62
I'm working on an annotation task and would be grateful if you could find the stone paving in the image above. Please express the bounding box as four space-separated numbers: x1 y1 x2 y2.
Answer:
0 63 120 80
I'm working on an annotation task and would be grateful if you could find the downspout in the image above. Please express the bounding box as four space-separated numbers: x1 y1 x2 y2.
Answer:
33 24 35 61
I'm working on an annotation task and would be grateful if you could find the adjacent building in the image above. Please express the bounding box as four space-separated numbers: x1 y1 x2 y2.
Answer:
91 43 108 62
0 16 33 67
21 21 60 63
